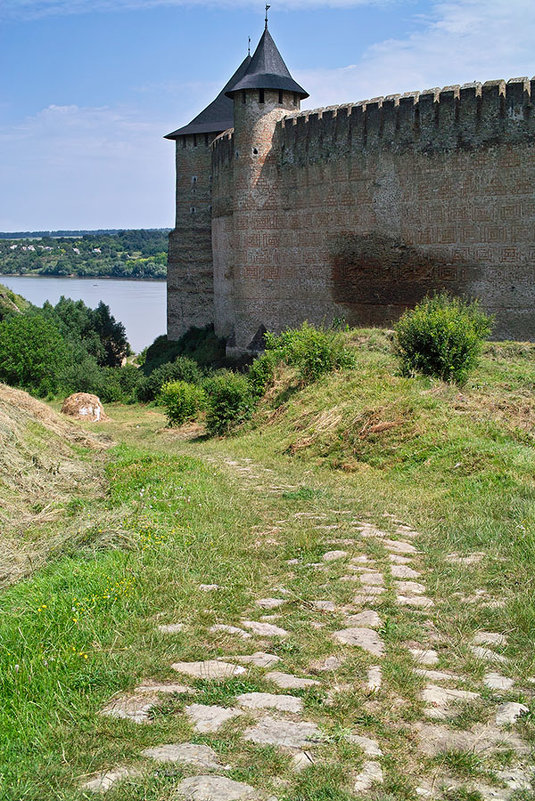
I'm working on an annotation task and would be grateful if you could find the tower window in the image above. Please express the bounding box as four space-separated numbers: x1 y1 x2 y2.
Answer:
190 206 196 214
259 89 265 104
278 90 283 104
192 176 197 185
252 147 259 155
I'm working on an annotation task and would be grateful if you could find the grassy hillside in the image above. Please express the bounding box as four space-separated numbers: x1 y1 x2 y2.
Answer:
0 384 110 586
0 282 30 319
0 331 533 800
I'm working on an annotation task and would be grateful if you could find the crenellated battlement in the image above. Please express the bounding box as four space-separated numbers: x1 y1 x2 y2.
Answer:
278 78 535 164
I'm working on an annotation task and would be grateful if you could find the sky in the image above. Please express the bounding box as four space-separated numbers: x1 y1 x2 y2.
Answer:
0 0 533 231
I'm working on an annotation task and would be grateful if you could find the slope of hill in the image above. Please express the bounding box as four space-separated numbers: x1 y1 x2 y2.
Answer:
0 384 110 586
0 283 30 319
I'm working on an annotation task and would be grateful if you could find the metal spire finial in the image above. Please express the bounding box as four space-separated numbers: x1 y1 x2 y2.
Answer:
265 4 270 29
248 36 251 56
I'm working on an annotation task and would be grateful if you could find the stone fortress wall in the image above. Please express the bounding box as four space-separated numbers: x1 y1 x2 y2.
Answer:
167 135 215 341
209 78 535 352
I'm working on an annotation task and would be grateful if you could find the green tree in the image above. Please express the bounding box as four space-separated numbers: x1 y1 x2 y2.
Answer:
0 312 69 395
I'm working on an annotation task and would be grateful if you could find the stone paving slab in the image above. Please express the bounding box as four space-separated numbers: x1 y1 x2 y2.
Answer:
344 610 381 628
241 621 289 638
415 722 530 756
172 660 246 680
81 767 140 793
210 624 252 639
265 671 320 690
310 600 337 611
237 692 303 713
383 539 418 554
495 702 529 725
473 631 508 647
391 565 421 579
397 594 434 608
422 684 480 719
483 672 514 690
243 716 322 750
256 598 286 609
346 733 383 756
353 760 384 791
470 645 507 663
409 648 439 666
333 627 384 657
142 743 226 769
367 665 382 690
158 623 185 634
396 580 426 595
226 652 280 668
185 703 242 733
174 775 261 800
322 550 348 561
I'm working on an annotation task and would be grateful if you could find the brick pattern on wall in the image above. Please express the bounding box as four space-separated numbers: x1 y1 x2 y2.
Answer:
210 78 535 349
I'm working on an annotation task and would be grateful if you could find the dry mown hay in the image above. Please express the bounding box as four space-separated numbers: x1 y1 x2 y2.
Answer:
61 392 108 422
0 384 111 586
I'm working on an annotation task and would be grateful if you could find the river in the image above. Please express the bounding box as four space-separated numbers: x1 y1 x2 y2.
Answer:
1 276 167 354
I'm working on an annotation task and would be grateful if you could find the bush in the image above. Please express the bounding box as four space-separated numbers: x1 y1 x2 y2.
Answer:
247 351 278 397
0 312 69 396
159 380 205 426
142 325 226 374
205 372 253 435
137 356 203 402
393 293 493 384
264 321 356 383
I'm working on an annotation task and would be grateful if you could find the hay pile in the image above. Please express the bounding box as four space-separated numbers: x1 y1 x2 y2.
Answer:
0 384 110 586
61 392 108 422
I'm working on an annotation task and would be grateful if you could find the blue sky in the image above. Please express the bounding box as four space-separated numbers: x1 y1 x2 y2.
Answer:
1 0 533 231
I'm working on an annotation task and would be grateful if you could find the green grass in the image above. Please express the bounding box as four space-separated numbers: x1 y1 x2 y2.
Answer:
0 329 534 799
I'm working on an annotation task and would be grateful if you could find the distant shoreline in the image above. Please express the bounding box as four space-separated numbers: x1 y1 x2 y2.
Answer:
1 273 167 282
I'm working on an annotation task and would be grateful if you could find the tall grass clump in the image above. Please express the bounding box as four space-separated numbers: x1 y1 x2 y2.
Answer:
159 380 205 426
394 293 493 384
262 321 356 384
205 372 253 435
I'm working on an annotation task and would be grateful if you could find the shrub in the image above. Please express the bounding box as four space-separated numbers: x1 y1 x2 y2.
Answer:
142 325 226 374
264 321 356 383
247 351 278 397
137 356 203 402
393 293 493 384
0 311 69 396
205 372 253 435
159 380 205 426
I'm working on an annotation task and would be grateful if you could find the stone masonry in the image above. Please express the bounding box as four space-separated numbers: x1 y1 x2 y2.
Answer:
167 29 535 353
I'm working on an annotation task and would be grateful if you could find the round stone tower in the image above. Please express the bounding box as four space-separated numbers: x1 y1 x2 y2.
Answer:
222 25 309 355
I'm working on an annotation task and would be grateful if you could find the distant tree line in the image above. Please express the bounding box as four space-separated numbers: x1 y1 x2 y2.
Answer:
0 229 170 280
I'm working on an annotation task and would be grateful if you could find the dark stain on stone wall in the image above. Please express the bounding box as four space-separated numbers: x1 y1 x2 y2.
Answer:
330 232 483 324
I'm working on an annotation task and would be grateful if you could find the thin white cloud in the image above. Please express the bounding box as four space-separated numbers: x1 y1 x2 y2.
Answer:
299 0 535 108
0 104 176 229
3 0 384 21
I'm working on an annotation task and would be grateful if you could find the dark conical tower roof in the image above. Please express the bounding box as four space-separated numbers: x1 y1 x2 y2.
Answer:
165 54 252 139
225 28 308 99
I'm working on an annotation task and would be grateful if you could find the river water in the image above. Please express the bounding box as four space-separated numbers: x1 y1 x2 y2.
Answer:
1 276 167 354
